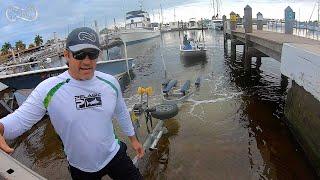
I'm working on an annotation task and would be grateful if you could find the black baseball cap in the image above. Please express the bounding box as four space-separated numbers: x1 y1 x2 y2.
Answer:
66 27 101 52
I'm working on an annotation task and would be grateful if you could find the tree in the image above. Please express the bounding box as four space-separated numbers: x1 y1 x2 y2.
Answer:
46 39 54 44
1 42 12 55
100 28 109 34
15 40 26 51
34 34 43 46
28 43 35 49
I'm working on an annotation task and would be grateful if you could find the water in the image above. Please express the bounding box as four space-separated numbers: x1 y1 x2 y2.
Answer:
5 30 317 179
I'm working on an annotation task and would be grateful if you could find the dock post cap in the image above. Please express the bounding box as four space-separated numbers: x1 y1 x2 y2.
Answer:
244 5 252 9
257 12 263 20
285 6 293 11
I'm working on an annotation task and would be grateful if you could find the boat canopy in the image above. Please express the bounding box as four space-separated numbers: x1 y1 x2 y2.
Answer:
126 10 149 20
126 10 147 15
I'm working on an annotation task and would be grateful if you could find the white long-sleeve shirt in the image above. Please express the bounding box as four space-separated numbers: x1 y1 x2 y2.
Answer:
0 71 135 172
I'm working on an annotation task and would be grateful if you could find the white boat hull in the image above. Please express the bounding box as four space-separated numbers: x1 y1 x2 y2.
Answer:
179 45 207 57
120 29 160 45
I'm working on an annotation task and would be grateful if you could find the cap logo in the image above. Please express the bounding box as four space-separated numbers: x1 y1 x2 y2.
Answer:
78 32 96 42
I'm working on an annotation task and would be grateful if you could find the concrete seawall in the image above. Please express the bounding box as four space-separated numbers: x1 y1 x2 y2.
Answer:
285 81 320 176
280 42 320 176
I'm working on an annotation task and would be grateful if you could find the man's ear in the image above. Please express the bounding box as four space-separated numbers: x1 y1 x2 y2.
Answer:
64 50 70 67
64 49 70 59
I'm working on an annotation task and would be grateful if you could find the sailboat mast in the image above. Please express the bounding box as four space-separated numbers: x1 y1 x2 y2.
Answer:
123 0 126 29
216 0 218 17
139 0 143 10
160 4 163 24
212 0 215 18
318 0 319 27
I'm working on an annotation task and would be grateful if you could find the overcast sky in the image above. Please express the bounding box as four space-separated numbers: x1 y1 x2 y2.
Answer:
0 0 318 46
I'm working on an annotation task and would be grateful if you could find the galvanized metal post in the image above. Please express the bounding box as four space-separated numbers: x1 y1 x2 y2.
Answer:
244 5 253 70
257 12 263 30
285 6 295 34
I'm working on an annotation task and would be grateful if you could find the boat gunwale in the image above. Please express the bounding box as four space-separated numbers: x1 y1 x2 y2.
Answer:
0 58 134 79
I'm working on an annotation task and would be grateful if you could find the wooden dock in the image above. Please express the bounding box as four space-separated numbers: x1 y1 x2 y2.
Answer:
224 28 320 62
223 6 320 70
0 150 46 179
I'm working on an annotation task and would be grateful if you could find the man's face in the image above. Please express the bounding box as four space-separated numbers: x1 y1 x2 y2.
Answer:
64 48 99 80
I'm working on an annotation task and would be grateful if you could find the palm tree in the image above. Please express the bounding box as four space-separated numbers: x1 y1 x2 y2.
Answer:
15 40 26 51
1 42 12 55
34 34 43 46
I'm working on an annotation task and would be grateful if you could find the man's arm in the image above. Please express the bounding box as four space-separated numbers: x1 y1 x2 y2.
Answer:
113 80 144 158
114 96 144 158
128 135 144 158
0 86 46 142
0 122 3 135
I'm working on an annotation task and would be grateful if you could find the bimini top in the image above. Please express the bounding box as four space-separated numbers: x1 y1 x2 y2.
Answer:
126 10 147 19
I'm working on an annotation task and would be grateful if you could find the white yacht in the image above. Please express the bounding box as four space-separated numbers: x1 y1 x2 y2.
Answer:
119 10 160 45
210 19 223 30
188 18 200 30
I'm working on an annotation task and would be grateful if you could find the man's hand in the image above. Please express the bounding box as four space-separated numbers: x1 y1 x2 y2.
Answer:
0 135 13 154
129 136 144 158
0 123 13 154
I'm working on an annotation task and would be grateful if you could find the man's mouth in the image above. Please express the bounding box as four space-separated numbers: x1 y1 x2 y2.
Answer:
80 67 92 70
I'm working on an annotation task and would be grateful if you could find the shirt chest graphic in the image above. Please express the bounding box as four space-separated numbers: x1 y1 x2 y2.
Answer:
74 93 102 110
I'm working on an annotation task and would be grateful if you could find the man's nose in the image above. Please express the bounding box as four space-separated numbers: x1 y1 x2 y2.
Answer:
82 55 92 63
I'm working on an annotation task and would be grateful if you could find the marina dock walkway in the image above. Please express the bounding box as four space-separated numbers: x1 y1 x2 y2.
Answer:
225 28 320 62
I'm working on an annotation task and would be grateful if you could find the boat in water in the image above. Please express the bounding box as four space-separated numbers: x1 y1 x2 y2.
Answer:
0 58 134 90
180 34 207 58
119 10 160 45
210 19 223 30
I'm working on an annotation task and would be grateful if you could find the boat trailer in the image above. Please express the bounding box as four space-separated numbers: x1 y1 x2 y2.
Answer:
161 77 201 104
130 86 179 166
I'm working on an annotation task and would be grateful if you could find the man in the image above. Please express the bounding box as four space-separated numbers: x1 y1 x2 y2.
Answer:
0 27 144 180
183 34 192 50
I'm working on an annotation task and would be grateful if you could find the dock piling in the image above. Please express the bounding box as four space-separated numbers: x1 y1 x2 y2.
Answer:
230 11 237 31
230 12 237 61
285 6 295 34
257 12 263 30
244 5 253 70
244 5 253 33
256 56 262 69
222 15 228 55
